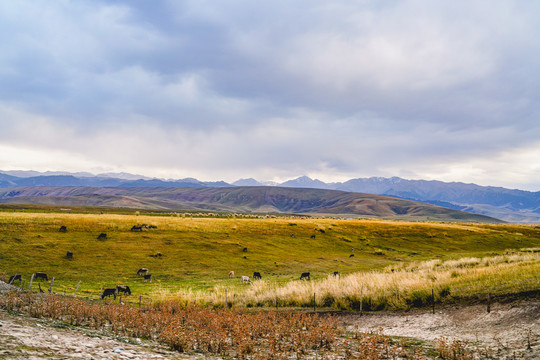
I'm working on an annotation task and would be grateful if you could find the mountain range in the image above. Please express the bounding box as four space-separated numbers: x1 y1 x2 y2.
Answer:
0 186 500 223
1 171 539 223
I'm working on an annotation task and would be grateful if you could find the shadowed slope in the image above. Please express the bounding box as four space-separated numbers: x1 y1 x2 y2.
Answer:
0 186 502 222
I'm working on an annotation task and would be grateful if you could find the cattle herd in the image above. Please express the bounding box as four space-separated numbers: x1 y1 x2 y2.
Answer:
5 224 342 300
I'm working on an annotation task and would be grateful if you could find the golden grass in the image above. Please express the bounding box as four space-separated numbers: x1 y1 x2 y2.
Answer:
155 250 540 310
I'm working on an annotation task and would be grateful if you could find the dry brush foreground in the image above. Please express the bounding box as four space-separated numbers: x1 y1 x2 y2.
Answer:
0 289 498 360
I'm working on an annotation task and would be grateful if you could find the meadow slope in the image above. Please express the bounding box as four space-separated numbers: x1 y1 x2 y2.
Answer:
0 210 538 305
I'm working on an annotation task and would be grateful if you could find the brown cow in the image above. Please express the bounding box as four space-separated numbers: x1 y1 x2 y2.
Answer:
137 268 149 276
101 288 117 299
34 272 48 281
116 285 131 295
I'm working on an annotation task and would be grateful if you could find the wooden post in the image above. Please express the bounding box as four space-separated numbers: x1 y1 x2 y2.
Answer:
74 280 81 297
487 292 491 313
276 296 278 310
360 286 363 315
48 277 55 293
225 288 228 307
28 273 35 292
432 288 435 314
119 296 122 304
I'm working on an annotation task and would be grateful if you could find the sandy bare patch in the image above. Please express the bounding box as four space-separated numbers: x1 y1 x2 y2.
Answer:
337 300 540 358
0 310 196 359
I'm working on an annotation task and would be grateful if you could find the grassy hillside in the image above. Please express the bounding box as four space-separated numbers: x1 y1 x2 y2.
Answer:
0 210 538 303
0 186 502 222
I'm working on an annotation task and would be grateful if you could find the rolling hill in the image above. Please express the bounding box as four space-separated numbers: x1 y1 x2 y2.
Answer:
0 186 501 222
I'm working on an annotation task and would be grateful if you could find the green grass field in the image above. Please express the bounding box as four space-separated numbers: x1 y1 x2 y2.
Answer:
1 208 539 306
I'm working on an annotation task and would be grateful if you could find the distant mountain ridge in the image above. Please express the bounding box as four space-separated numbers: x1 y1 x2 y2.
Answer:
1 170 539 222
0 186 501 223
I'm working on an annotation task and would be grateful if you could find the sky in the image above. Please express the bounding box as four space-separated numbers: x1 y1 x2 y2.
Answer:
1 1 540 190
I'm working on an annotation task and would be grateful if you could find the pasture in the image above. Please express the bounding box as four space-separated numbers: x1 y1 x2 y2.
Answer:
0 209 539 308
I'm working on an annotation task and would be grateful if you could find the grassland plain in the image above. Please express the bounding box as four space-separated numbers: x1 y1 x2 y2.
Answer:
0 209 539 308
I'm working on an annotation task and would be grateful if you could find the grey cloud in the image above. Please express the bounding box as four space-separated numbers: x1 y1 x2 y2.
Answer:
1 1 540 189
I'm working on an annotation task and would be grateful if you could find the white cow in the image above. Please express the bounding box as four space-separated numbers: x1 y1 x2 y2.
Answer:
241 275 251 284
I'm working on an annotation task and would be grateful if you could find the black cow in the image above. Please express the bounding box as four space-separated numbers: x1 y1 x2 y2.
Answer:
59 225 67 232
300 272 310 280
116 285 131 295
97 233 107 240
66 251 73 259
101 288 117 299
34 272 48 281
143 274 152 282
8 274 21 284
310 234 316 239
349 254 355 258
131 225 143 231
137 268 149 276
333 271 340 277
253 272 262 280
242 247 248 252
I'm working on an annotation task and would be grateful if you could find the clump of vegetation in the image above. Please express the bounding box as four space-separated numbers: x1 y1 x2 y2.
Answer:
0 291 431 358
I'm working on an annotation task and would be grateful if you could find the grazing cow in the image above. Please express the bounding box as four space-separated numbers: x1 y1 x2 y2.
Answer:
333 271 340 277
101 288 117 300
143 274 152 282
8 274 21 284
131 225 143 231
349 254 354 258
137 268 149 276
66 251 73 259
300 272 311 280
241 276 251 284
59 225 67 232
116 285 132 295
34 272 48 281
310 234 316 239
97 233 107 240
228 271 235 278
147 225 157 229
290 233 295 238
242 247 248 252
253 272 262 280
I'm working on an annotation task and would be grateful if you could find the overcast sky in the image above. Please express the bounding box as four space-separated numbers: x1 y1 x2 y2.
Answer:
1 1 540 190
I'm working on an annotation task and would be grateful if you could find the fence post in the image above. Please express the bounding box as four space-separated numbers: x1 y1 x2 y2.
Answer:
48 277 55 293
275 295 278 310
432 288 435 314
360 286 363 315
28 273 35 292
487 292 491 313
74 280 81 297
225 288 228 307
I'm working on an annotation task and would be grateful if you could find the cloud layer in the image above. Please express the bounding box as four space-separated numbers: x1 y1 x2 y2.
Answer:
1 1 540 189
